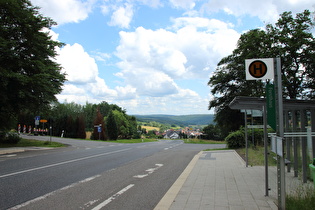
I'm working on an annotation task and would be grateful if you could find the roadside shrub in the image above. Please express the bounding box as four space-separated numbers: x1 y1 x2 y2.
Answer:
225 130 245 149
0 132 21 144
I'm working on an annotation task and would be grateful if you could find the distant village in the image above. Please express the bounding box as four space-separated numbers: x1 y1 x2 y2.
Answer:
149 127 204 139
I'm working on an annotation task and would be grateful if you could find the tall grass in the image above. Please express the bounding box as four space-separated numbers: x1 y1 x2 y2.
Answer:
236 146 277 166
286 184 315 210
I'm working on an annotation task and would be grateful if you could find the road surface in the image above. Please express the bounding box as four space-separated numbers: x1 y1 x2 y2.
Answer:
0 136 225 209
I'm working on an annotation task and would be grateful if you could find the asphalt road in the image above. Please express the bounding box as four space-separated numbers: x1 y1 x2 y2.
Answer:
0 136 226 210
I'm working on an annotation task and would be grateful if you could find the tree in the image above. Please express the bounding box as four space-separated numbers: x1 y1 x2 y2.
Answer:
92 107 107 140
0 0 66 130
76 115 86 139
106 111 118 140
208 10 315 136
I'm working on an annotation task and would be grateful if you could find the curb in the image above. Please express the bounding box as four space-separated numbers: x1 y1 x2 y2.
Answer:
154 151 203 210
0 148 25 155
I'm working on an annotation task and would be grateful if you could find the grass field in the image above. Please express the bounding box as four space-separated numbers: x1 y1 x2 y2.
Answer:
0 138 65 148
142 126 160 131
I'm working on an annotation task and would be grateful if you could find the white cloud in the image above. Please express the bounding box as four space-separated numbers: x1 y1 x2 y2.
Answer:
200 0 315 24
115 85 137 100
57 43 98 84
56 43 117 104
115 18 239 86
108 3 134 28
30 0 93 25
119 88 211 115
169 0 197 9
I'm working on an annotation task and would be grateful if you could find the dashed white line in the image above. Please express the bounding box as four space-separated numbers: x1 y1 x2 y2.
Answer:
9 175 101 210
91 184 135 210
0 148 131 179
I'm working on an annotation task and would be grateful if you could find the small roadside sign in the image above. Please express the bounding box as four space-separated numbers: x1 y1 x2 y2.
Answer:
40 119 47 123
245 58 274 80
35 116 40 126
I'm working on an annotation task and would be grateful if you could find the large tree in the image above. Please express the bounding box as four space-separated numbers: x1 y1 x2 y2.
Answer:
0 0 66 130
208 10 315 136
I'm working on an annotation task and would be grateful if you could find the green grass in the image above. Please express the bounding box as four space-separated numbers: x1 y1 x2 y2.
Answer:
183 139 226 144
204 148 229 151
0 138 65 148
235 146 277 166
286 184 315 210
107 139 158 143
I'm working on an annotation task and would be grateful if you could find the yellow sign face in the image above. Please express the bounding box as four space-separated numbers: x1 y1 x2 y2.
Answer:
248 60 267 78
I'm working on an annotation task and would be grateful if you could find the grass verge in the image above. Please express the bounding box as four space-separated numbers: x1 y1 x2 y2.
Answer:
286 184 315 210
0 138 65 148
235 146 277 166
183 139 226 144
107 139 158 143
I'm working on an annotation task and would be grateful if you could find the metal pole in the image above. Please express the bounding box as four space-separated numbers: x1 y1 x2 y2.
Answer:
275 57 285 210
263 104 269 196
245 110 248 167
300 109 307 183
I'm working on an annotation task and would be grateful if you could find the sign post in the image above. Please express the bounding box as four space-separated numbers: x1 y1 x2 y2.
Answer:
245 58 286 207
274 57 285 209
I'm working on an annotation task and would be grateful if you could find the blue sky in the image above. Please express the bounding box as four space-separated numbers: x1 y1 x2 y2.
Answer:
30 0 314 115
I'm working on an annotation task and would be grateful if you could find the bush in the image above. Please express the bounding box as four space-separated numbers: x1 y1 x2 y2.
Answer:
0 132 21 144
225 130 245 149
225 127 274 149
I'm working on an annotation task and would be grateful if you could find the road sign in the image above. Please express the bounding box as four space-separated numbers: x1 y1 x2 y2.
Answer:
35 116 40 126
266 83 276 130
40 119 47 123
245 58 274 80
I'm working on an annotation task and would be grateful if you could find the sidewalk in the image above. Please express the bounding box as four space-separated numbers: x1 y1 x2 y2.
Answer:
0 147 52 155
155 150 312 210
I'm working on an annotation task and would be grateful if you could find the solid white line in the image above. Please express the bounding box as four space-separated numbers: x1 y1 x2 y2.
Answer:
9 175 101 210
92 184 135 210
0 148 131 179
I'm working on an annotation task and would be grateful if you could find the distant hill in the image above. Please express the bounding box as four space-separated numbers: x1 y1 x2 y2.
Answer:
134 114 214 126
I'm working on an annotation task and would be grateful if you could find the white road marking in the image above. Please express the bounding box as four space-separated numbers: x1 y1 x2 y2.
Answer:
92 184 135 210
0 148 131 179
133 164 163 179
9 175 101 210
133 174 148 178
0 154 17 158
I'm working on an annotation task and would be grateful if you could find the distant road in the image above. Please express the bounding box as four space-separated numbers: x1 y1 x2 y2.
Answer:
0 136 225 210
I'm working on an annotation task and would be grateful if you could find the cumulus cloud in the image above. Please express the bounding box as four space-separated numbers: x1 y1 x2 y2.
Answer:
115 18 239 85
117 89 210 115
57 43 98 84
30 0 93 25
169 0 196 9
108 3 134 28
200 0 315 24
55 43 117 104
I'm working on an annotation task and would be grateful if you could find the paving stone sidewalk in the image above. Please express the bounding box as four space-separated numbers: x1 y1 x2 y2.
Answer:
156 150 313 210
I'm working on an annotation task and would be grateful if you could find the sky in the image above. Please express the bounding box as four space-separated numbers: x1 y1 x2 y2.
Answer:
30 0 315 115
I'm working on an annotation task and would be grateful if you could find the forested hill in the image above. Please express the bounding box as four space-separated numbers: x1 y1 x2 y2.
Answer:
134 114 214 126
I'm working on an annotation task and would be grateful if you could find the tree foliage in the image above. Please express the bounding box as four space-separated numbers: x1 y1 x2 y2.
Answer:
106 111 118 140
0 0 66 130
208 10 315 136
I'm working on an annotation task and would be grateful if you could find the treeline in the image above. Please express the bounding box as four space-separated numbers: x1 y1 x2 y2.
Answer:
135 114 214 127
17 101 139 140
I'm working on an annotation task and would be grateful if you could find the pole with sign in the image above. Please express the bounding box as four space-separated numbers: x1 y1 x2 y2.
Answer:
245 58 285 209
245 58 274 197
